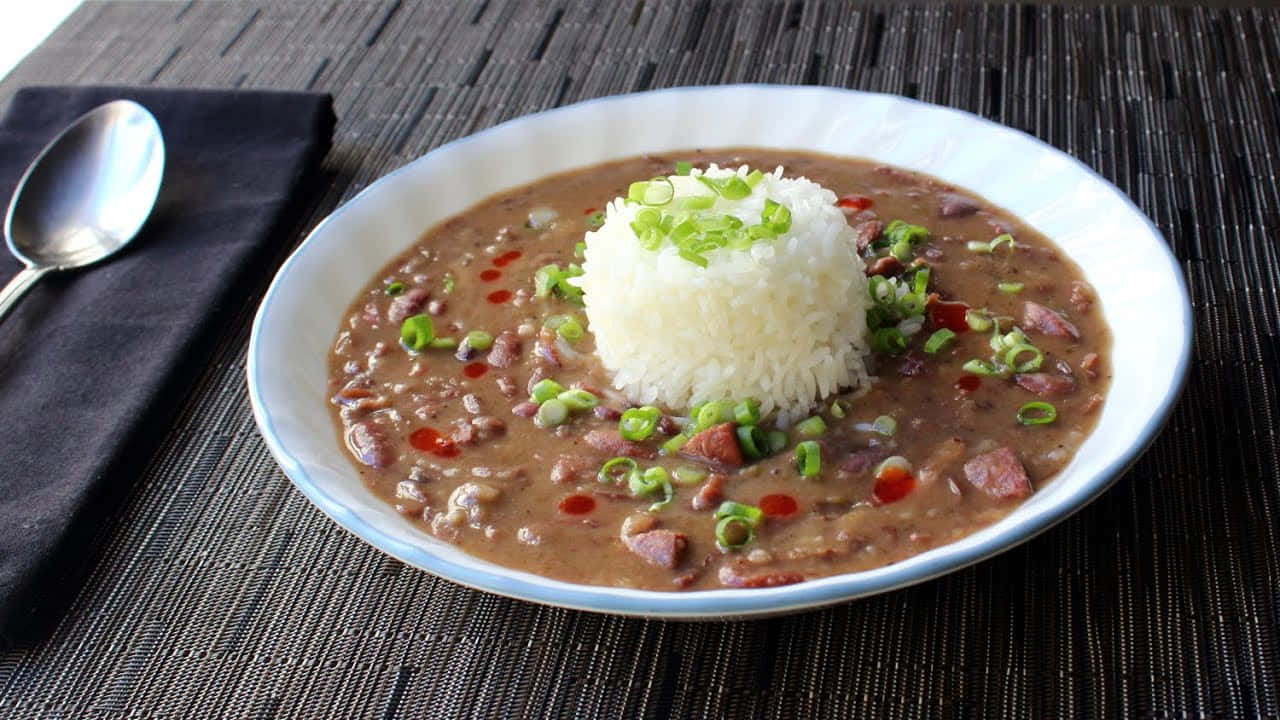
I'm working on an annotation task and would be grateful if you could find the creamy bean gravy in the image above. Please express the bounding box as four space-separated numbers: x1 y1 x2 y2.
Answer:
328 150 1110 591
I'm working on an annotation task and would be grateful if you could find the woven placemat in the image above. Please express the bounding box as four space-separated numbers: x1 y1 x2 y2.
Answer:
1 2 1277 717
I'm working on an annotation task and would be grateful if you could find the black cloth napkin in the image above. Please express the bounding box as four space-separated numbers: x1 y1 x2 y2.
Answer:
0 86 334 638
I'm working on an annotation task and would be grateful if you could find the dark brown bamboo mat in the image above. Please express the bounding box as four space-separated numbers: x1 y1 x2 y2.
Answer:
1 1 1277 717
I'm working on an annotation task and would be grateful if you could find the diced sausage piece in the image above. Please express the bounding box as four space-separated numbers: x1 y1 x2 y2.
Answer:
840 446 890 474
1080 352 1101 378
1069 280 1094 314
853 219 884 251
691 473 727 511
898 350 927 377
963 447 1032 500
487 330 522 368
550 456 587 484
717 563 805 588
512 401 539 418
1023 301 1081 340
916 437 967 485
937 192 981 218
680 423 744 468
584 429 656 459
657 415 681 436
1015 372 1076 397
345 422 394 468
622 529 688 569
387 288 429 324
865 255 904 278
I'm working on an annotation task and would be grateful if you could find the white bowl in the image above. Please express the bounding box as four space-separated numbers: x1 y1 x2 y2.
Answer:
247 85 1191 619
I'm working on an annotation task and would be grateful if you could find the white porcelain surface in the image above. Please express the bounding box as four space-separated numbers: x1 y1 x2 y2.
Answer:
247 85 1192 619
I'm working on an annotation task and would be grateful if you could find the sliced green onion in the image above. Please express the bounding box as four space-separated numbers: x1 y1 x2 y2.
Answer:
891 238 914 262
761 199 792 234
714 500 764 526
696 402 730 431
1017 401 1057 425
442 273 455 294
678 249 708 267
672 465 707 486
399 315 435 351
585 212 605 230
830 399 850 419
1002 329 1030 348
530 378 565 403
1004 343 1044 373
870 415 898 437
536 398 569 428
865 305 892 331
715 516 755 550
766 430 788 455
898 292 927 317
736 425 767 460
924 328 957 354
575 241 587 257
629 466 669 497
795 416 827 437
678 195 715 210
912 267 931 295
429 337 457 350
795 440 822 477
465 330 494 351
967 240 992 253
675 161 693 176
385 281 405 296
719 176 752 200
632 223 662 250
733 399 760 426
872 327 908 355
598 457 639 485
745 169 764 187
643 468 675 512
997 281 1025 294
557 388 599 411
883 219 929 249
619 406 662 441
661 433 690 455
746 224 776 242
533 264 561 298
869 275 896 306
962 359 1000 376
988 233 1015 252
965 310 993 332
557 318 585 341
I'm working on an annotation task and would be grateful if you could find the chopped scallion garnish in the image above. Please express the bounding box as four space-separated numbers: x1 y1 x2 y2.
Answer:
715 516 755 550
385 281 405 296
442 273 455 293
965 310 993 332
872 327 908 355
766 430 788 455
870 415 897 437
962 358 1000 376
530 378 565 403
429 337 457 350
795 440 822 477
1004 343 1044 373
924 328 957 354
557 388 599 411
736 425 767 460
672 465 706 486
399 315 435 351
619 406 662 441
1017 401 1057 425
661 433 690 455
598 457 639 485
997 281 1025 294
795 416 827 437
465 330 494 351
733 399 760 425
675 161 693 176
536 398 569 428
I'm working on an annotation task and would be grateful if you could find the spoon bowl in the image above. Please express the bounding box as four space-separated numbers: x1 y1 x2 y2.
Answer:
0 99 164 321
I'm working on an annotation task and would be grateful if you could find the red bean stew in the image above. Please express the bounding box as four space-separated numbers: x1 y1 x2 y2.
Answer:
328 150 1110 591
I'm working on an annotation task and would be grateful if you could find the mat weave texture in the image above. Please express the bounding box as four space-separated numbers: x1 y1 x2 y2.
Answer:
1 2 1277 717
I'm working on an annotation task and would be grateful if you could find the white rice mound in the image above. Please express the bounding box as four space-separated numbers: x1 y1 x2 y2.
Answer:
574 164 871 416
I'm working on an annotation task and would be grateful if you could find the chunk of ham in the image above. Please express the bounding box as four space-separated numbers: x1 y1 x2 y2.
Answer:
622 529 687 569
937 192 981 218
852 219 884 251
865 255 904 278
1015 372 1076 397
717 562 805 588
963 447 1032 500
584 429 656 459
1023 301 1080 341
680 423 744 468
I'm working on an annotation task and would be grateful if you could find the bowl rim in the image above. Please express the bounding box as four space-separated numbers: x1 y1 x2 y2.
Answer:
247 84 1192 619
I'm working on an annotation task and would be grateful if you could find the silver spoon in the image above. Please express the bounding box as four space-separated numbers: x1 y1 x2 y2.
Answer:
0 100 165 323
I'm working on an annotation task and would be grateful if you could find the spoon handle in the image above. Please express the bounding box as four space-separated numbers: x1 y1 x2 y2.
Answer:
0 266 51 324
